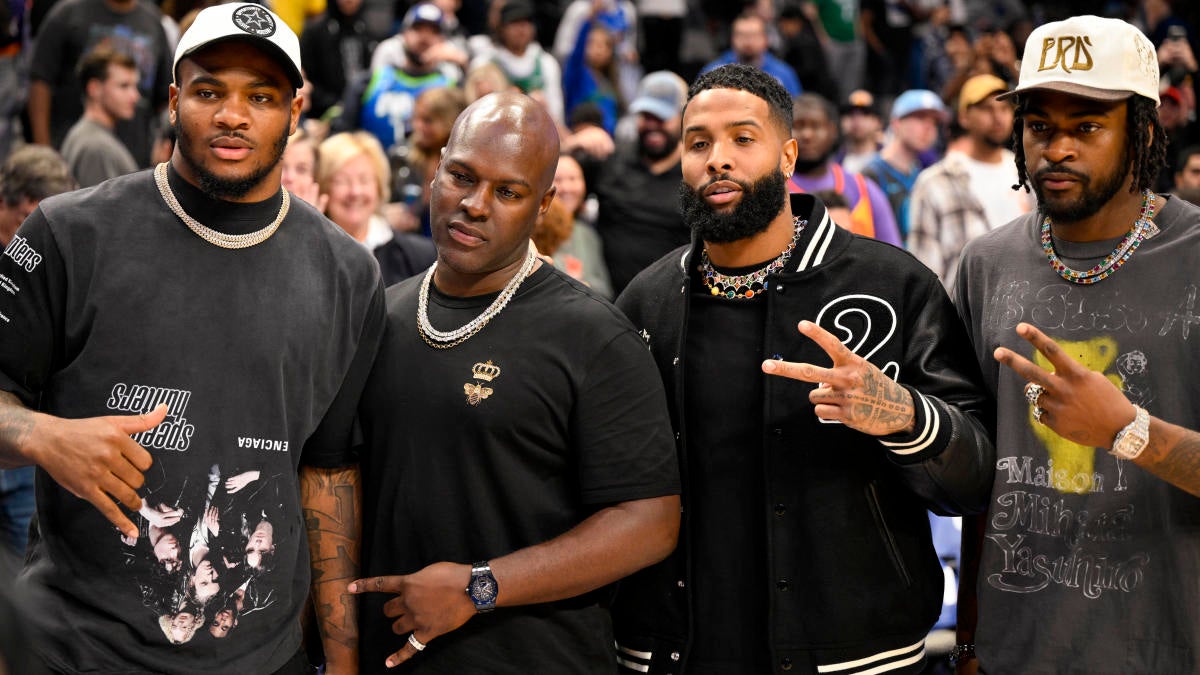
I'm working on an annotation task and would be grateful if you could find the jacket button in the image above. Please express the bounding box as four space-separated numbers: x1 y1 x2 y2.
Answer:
776 578 789 591
670 652 681 661
673 357 680 366
772 427 783 436
774 503 786 516
676 579 686 588
781 657 793 670
775 284 785 294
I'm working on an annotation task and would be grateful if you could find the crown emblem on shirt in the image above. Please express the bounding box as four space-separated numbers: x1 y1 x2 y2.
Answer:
472 360 501 382
464 360 501 406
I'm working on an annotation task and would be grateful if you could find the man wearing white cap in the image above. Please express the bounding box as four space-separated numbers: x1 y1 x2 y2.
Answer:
0 4 384 673
953 15 1200 674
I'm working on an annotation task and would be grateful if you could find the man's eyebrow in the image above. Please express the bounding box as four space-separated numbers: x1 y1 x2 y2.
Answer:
684 119 764 135
443 158 532 189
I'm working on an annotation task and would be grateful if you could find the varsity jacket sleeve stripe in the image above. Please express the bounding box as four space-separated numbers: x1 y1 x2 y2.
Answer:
878 388 942 455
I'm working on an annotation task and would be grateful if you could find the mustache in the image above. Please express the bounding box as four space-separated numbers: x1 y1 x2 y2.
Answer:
698 174 750 192
207 132 253 144
1034 164 1087 181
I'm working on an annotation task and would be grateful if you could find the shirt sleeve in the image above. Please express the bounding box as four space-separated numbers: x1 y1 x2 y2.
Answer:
300 278 387 468
28 9 67 84
573 327 680 505
0 207 66 405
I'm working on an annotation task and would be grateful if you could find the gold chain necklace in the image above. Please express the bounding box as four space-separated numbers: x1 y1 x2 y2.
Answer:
154 162 289 249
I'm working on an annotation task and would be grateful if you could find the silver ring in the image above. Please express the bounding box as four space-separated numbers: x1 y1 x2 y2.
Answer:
1025 383 1045 407
1033 406 1045 424
408 633 427 652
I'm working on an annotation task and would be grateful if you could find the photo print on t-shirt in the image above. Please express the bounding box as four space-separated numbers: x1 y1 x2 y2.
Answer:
120 461 286 646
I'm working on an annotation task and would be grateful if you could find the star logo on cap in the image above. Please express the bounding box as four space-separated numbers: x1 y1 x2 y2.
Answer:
233 5 276 37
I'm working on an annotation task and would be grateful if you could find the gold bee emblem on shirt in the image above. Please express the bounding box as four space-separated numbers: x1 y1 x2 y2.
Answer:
464 360 501 406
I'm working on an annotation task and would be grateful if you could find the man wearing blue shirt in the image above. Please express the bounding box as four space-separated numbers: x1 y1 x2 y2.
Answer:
701 12 803 97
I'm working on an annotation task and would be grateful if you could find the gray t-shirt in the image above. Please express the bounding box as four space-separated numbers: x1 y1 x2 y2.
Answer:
0 167 384 674
60 117 139 188
955 195 1200 674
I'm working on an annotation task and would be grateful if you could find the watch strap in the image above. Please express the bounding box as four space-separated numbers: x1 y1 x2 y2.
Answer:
1110 405 1150 460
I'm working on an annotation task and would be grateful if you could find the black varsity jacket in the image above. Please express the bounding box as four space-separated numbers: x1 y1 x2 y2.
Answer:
611 194 995 675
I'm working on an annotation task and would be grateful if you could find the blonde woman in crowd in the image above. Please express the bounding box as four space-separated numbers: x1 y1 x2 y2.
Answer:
316 131 393 249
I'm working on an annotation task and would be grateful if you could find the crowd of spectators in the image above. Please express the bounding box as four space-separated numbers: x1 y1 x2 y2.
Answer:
1 0 1199 671
0 0 1195 297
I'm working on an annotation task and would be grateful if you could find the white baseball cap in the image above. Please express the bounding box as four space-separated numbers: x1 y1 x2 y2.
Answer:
174 3 303 90
1000 15 1159 105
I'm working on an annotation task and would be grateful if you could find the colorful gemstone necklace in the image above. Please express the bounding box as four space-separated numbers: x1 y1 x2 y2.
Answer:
1041 189 1156 285
698 216 806 299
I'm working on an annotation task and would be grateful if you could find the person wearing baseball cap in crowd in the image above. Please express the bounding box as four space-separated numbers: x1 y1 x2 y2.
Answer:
331 1 459 155
952 15 1200 675
861 89 948 243
369 2 468 81
836 89 884 174
908 73 1033 289
569 70 690 295
0 3 385 673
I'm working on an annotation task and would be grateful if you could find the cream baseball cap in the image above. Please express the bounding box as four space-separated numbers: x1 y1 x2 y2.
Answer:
173 3 303 90
1000 15 1159 106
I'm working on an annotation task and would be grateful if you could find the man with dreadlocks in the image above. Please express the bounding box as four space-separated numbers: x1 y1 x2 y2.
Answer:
952 15 1200 675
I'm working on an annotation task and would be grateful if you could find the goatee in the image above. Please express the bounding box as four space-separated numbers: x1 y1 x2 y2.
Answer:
173 119 289 200
1034 145 1130 224
679 168 788 244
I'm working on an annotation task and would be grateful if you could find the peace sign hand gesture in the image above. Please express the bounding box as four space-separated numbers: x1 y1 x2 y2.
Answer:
762 320 915 437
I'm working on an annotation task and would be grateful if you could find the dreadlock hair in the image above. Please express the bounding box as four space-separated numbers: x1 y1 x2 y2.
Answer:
685 63 793 137
1012 93 1167 194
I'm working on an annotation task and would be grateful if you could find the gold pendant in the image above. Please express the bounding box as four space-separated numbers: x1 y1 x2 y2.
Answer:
464 360 501 406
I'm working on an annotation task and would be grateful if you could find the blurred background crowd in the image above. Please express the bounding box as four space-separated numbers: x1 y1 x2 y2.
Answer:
0 0 1199 670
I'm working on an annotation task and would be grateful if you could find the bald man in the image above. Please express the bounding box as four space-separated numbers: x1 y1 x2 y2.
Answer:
340 92 681 674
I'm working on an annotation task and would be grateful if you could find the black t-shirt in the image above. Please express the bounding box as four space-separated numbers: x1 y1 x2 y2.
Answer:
358 264 680 674
683 260 770 675
0 167 385 674
592 150 689 296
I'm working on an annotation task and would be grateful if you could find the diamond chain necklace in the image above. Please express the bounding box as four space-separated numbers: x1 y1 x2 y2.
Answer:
1041 188 1156 285
417 240 539 349
698 216 806 299
154 162 289 249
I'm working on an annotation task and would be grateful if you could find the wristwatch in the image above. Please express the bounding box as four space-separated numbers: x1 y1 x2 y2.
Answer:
1111 405 1150 460
948 643 975 667
466 561 498 613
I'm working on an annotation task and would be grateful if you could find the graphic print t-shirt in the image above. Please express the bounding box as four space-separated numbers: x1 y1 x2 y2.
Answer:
955 196 1200 674
0 168 384 674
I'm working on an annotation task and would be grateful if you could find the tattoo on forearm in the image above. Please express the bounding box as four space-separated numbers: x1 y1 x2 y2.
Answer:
0 390 34 461
1141 429 1200 498
303 466 361 650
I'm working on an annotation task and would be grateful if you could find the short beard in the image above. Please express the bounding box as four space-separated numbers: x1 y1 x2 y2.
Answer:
679 168 787 244
1033 144 1130 224
173 118 289 200
638 128 680 162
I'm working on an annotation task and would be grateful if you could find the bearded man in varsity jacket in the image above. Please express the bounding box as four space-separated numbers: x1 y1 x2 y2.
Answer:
611 64 995 675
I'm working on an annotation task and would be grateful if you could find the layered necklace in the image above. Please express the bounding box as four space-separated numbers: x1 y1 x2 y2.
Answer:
154 162 290 250
417 240 539 349
1041 189 1156 285
698 216 806 299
